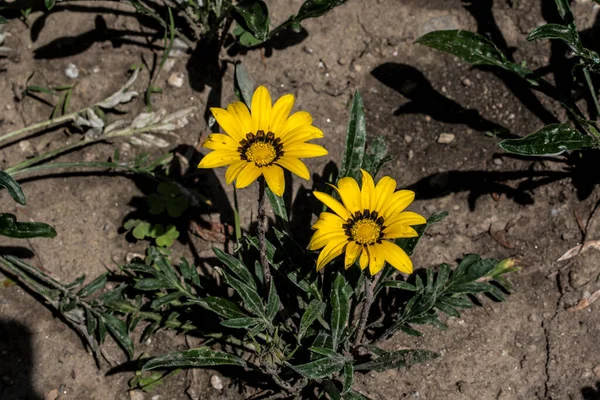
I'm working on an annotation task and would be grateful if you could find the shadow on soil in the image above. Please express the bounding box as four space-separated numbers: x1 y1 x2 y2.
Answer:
0 320 39 400
582 381 600 400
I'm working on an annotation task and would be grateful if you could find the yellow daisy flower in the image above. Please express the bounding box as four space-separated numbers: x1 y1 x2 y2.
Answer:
197 86 328 196
309 170 426 275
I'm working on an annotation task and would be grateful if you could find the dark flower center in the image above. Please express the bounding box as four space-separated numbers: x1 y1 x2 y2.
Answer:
238 130 284 167
343 210 386 246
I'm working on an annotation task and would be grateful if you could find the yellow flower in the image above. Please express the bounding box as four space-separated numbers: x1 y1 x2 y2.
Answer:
309 170 426 275
197 86 328 196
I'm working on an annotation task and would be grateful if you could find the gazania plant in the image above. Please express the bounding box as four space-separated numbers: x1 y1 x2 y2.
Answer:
0 65 519 399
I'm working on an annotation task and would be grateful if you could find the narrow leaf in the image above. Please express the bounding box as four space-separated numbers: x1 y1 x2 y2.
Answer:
220 317 260 328
330 274 351 350
499 123 597 155
338 91 366 182
266 279 280 320
234 62 255 108
101 313 134 358
290 356 345 379
77 273 108 297
0 214 57 239
143 347 246 371
193 297 248 319
0 171 26 205
354 349 439 372
233 0 270 41
298 300 326 340
383 280 418 291
214 247 256 289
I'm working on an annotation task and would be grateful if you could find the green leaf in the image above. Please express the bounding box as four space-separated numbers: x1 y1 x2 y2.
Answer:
150 292 183 309
499 123 597 155
220 317 260 328
234 26 265 47
342 363 354 394
101 313 134 358
553 0 574 22
330 274 351 350
166 196 188 218
222 272 265 318
147 194 167 214
290 354 346 379
149 247 180 287
155 225 179 247
85 307 97 336
0 213 57 239
44 0 56 10
296 0 348 21
527 23 581 51
338 91 366 182
438 295 473 309
0 15 7 24
434 264 451 292
143 347 246 371
132 221 151 239
344 391 370 400
234 62 255 107
193 297 248 319
354 349 439 372
382 280 418 291
449 282 491 293
266 186 289 225
233 0 270 42
361 136 392 177
134 277 167 291
0 171 26 205
451 256 497 286
77 273 108 297
434 301 460 318
266 279 279 320
298 299 326 340
213 248 256 289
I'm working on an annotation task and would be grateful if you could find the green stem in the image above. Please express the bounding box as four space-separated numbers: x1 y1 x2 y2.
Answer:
583 67 600 119
354 275 374 347
0 112 78 145
257 177 271 291
5 139 94 174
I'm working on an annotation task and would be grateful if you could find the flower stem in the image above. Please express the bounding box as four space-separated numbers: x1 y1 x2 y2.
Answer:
354 274 374 346
583 67 600 120
257 177 271 290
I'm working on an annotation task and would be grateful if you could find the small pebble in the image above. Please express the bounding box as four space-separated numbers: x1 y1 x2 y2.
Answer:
353 64 363 73
303 46 314 54
129 390 144 400
210 374 224 390
407 149 414 160
19 140 33 154
65 63 79 79
404 134 413 144
493 157 503 165
167 72 184 88
337 57 347 65
151 396 161 400
593 364 600 379
528 314 538 322
462 78 472 87
437 133 455 144
44 389 59 400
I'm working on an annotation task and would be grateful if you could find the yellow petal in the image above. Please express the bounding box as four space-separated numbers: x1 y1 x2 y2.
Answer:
309 231 347 250
225 161 248 184
359 247 369 270
198 150 240 168
227 101 253 136
312 212 345 230
235 163 262 188
211 108 245 141
263 164 285 197
360 169 375 211
382 224 419 239
336 177 361 214
385 211 427 227
276 156 310 180
251 86 272 132
203 134 240 151
373 176 397 214
313 191 351 220
279 111 312 138
344 242 362 269
368 244 386 275
280 126 324 144
379 240 413 274
380 190 415 219
284 143 328 158
316 238 347 271
270 94 294 134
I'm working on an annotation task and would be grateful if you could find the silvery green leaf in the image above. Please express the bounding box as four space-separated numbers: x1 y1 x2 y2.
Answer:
162 107 195 124
103 120 129 134
131 112 157 129
143 347 246 371
134 134 170 148
96 68 140 109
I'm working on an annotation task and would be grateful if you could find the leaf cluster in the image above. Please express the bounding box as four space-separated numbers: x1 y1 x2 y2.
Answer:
416 0 600 156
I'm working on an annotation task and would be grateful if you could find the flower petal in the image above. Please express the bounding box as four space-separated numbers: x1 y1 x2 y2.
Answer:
198 150 240 168
313 191 351 220
344 242 362 269
385 211 427 227
235 163 262 188
382 224 419 239
379 240 413 274
227 101 253 136
280 126 324 144
335 177 361 214
263 164 285 197
309 230 347 251
279 111 312 138
312 212 345 231
251 86 272 132
203 134 240 151
373 176 397 214
360 169 375 211
276 156 310 180
316 238 347 271
211 108 245 141
368 244 386 275
380 190 415 219
270 94 294 134
359 247 369 270
225 161 248 184
284 143 328 158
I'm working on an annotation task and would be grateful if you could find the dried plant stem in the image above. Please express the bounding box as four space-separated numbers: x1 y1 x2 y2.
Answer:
0 111 79 145
354 274 374 346
257 177 271 290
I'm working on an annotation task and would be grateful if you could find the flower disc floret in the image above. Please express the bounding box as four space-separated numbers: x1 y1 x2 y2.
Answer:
309 170 426 275
197 86 328 197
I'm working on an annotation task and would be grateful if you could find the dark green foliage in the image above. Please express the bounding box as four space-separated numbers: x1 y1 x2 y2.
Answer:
338 91 367 183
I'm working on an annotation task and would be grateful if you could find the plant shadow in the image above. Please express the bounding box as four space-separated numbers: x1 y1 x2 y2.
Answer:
582 381 600 400
0 320 39 399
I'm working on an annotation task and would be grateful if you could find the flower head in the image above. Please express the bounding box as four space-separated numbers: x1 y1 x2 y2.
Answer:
309 170 426 275
198 86 328 196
